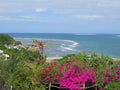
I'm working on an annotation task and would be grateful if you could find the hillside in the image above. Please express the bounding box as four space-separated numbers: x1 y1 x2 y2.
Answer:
0 34 21 48
0 34 15 45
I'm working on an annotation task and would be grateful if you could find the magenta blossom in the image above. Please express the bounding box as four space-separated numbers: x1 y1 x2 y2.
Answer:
60 68 96 90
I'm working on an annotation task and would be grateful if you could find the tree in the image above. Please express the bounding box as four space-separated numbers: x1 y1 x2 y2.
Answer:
0 34 15 45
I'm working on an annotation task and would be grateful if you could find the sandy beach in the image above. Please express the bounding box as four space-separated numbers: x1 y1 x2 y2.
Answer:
112 58 120 61
46 56 63 62
46 57 120 63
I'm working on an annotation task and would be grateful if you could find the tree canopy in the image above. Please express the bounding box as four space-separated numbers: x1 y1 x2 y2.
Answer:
0 34 15 45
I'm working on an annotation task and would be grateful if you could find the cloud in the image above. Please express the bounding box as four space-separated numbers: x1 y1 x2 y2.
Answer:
0 16 12 21
0 15 54 23
0 9 22 13
0 0 120 22
0 1 23 13
72 15 105 20
97 0 120 8
0 16 35 22
0 0 120 14
35 8 46 13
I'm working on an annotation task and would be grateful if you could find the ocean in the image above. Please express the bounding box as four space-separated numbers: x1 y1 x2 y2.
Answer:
9 33 120 58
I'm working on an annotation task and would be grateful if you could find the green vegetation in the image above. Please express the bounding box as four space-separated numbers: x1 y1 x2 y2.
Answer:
0 34 15 45
0 34 45 89
0 34 120 90
1 52 120 89
0 34 22 49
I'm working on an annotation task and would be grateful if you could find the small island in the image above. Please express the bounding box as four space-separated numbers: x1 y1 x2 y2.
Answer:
0 34 120 90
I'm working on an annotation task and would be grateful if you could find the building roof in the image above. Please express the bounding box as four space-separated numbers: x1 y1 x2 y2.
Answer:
3 54 10 58
0 50 3 54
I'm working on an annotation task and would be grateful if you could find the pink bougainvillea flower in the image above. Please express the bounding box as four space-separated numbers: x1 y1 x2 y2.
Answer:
60 68 96 90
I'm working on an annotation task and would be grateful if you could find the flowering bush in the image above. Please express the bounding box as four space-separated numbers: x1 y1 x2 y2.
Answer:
103 66 120 84
60 67 96 90
39 58 97 90
41 63 63 83
35 53 120 90
36 59 43 65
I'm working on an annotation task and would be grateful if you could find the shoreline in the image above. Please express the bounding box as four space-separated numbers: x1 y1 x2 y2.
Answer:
46 56 120 63
46 57 63 62
112 58 120 61
14 37 120 58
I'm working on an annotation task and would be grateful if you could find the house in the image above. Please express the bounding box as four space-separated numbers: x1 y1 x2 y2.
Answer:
4 44 25 50
3 54 10 61
0 50 10 61
0 50 3 56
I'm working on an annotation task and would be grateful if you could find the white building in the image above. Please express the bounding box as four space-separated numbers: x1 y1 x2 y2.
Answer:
0 50 3 56
0 50 10 60
3 54 10 61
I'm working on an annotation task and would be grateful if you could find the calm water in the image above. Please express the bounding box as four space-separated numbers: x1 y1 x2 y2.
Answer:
9 33 120 58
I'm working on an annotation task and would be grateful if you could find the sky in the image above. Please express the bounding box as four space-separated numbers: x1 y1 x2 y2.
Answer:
0 0 120 33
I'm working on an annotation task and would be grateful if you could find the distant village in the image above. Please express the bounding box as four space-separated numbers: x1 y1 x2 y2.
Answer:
0 44 25 60
0 42 40 61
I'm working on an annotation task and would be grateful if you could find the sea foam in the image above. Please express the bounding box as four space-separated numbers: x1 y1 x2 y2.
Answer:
15 38 79 55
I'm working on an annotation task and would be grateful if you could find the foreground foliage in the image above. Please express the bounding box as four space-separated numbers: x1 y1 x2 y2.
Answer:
0 34 120 90
0 52 120 90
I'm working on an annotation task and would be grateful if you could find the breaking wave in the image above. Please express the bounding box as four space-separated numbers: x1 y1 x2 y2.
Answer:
15 38 79 56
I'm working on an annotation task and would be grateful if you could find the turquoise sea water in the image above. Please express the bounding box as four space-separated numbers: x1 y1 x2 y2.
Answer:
9 33 120 58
